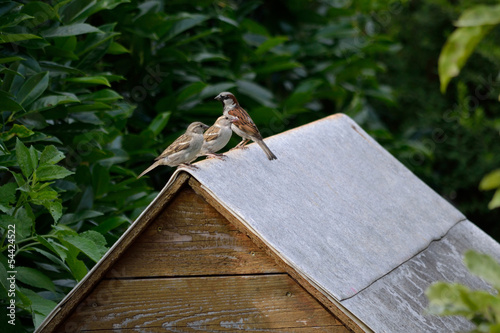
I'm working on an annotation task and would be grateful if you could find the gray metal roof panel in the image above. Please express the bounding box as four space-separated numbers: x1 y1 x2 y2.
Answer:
341 220 500 332
183 114 465 301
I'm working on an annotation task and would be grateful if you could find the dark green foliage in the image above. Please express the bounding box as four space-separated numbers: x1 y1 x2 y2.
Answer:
0 1 149 330
0 0 498 331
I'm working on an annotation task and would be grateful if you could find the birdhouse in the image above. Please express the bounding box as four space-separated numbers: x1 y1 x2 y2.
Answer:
37 114 500 332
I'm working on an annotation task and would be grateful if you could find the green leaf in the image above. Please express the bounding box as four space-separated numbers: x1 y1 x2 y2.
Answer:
28 146 38 173
16 267 55 291
62 233 105 263
147 112 171 137
1 124 35 141
60 0 96 24
40 61 83 75
16 72 49 107
15 206 33 239
29 187 58 205
42 23 102 38
65 76 111 86
438 25 493 93
0 182 16 213
455 4 500 27
65 252 87 281
107 41 130 54
59 210 103 225
253 60 302 75
16 138 34 178
29 94 80 112
0 90 23 112
79 0 131 19
488 189 500 210
80 89 122 102
176 82 207 103
0 33 42 44
465 250 500 290
40 145 65 165
21 288 57 320
0 56 25 64
426 282 475 316
163 13 209 42
255 36 289 55
91 216 129 233
479 169 500 191
80 230 107 250
43 200 63 223
236 80 276 108
0 12 34 29
21 2 58 26
35 165 73 181
0 262 8 293
0 214 16 232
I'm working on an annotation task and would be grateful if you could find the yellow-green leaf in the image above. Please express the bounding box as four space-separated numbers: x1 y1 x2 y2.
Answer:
488 189 500 210
465 250 500 289
479 169 500 191
438 25 492 93
455 4 500 27
65 76 111 86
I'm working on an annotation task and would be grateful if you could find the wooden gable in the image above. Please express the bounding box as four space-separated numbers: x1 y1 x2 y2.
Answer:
40 175 352 332
39 114 500 332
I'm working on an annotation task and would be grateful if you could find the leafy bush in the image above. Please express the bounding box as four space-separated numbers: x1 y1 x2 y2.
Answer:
0 1 151 329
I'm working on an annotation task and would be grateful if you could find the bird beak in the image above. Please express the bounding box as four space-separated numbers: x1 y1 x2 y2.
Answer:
230 116 238 123
202 124 209 130
214 94 221 101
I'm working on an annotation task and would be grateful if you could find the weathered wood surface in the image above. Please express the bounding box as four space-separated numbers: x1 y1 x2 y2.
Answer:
63 275 350 332
37 174 191 333
108 187 282 278
341 220 500 333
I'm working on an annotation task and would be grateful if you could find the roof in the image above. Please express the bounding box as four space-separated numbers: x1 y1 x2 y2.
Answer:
37 113 500 333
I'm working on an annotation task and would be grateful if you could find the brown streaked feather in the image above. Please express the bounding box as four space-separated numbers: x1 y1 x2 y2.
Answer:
228 106 262 139
155 133 191 161
203 126 221 143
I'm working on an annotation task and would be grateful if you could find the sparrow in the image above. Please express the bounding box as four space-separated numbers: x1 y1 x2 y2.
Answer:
214 92 277 160
198 115 238 159
137 122 209 178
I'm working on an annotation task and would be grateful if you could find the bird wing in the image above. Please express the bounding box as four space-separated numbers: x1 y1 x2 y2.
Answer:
229 106 262 139
155 133 191 161
203 126 221 142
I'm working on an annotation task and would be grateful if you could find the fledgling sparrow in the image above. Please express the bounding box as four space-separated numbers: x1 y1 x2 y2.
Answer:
198 115 238 159
214 92 277 160
137 122 209 178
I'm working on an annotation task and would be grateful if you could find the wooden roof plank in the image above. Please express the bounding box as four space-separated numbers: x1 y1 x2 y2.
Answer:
341 220 500 332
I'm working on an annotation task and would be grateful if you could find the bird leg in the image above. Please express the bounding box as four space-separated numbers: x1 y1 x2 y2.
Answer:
206 153 227 160
179 163 199 169
231 139 250 150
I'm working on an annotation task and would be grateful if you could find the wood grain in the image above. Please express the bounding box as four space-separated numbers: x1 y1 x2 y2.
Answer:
188 178 364 333
63 275 350 332
107 186 282 278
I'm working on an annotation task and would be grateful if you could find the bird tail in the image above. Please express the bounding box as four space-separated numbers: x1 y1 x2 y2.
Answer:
257 140 277 160
137 160 162 178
